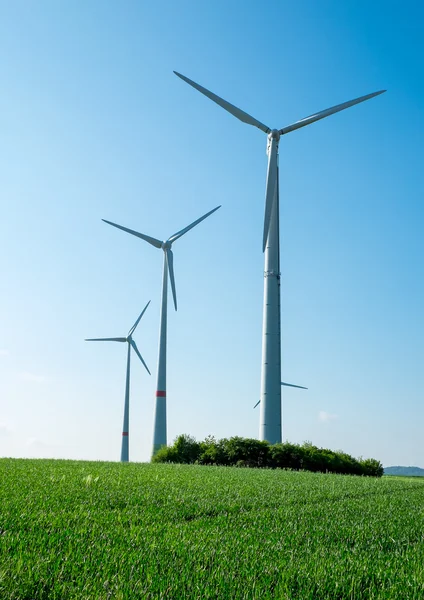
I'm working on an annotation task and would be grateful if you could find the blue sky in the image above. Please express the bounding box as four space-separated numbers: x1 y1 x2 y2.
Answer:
0 1 423 466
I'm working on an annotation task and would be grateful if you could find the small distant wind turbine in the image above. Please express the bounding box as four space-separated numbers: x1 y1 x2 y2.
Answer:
174 70 385 444
85 301 151 462
103 206 220 456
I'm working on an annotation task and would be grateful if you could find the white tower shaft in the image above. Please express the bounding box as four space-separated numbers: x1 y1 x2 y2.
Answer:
260 135 282 443
120 342 131 462
152 251 168 455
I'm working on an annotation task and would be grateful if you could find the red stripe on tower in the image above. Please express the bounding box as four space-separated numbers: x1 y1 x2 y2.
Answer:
122 432 128 436
156 391 166 397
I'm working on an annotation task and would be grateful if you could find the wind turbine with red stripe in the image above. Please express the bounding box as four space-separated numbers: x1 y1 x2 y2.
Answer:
85 301 151 462
174 71 385 444
103 206 220 456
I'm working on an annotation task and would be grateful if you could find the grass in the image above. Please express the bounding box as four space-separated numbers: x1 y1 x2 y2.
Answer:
1 459 424 599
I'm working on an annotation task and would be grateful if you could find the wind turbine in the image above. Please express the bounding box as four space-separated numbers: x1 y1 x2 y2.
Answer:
85 301 151 462
102 206 221 456
174 70 385 444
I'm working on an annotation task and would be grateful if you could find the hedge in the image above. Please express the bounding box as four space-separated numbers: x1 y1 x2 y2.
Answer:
152 435 384 477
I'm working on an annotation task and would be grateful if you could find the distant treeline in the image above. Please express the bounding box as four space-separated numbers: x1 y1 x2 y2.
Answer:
384 466 424 477
152 435 384 477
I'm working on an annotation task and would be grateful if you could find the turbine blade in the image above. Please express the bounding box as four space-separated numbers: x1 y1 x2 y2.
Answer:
174 71 271 134
279 90 386 136
85 337 127 342
281 382 308 390
130 339 151 375
102 219 162 248
168 205 221 244
262 145 278 252
167 248 177 311
254 382 307 408
128 300 151 337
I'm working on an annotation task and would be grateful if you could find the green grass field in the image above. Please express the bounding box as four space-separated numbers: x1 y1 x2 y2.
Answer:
1 459 424 599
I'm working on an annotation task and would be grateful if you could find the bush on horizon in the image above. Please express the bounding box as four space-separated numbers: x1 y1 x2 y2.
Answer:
152 434 384 477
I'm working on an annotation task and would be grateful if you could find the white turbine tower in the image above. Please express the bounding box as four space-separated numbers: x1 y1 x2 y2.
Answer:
103 206 221 456
174 71 385 444
85 301 151 462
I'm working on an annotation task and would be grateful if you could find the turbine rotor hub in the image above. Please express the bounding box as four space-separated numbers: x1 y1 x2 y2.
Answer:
162 240 172 250
269 129 280 141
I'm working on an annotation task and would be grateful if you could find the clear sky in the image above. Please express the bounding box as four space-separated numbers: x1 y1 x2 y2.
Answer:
0 1 423 466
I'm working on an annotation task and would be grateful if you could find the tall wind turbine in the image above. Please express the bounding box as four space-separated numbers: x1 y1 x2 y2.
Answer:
85 301 151 462
103 206 220 456
174 71 385 444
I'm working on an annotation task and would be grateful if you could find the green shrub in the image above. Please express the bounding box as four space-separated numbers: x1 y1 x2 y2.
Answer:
360 458 384 477
198 436 228 465
151 444 180 463
220 437 270 468
173 434 200 464
153 435 383 477
270 442 304 470
151 434 200 464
